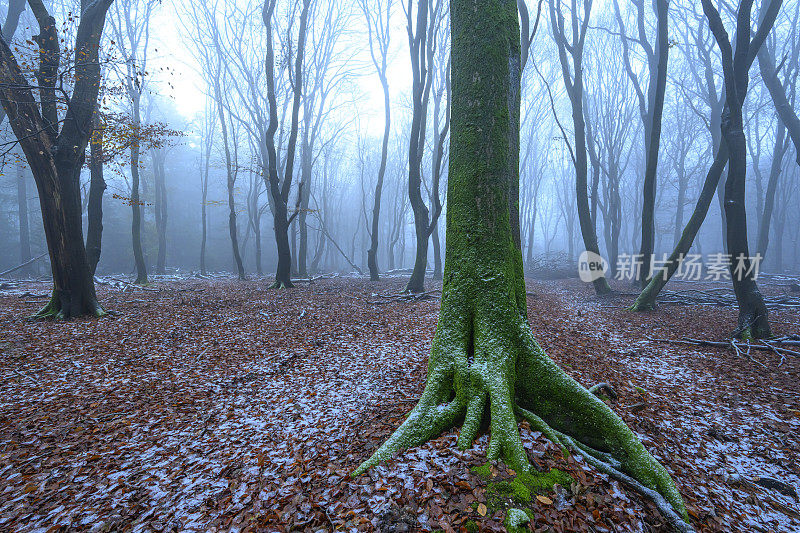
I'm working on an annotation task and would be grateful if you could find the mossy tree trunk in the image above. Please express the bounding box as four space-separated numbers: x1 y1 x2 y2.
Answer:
355 0 686 520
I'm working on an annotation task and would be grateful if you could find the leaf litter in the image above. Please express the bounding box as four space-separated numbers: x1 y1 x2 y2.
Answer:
0 277 798 531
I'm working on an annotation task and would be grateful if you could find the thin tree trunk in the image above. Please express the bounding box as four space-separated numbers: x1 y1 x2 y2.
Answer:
153 149 167 274
369 72 391 281
86 122 106 275
130 94 147 284
637 0 669 286
16 163 31 276
756 122 788 258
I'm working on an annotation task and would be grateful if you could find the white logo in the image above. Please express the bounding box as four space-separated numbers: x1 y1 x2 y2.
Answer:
578 251 609 283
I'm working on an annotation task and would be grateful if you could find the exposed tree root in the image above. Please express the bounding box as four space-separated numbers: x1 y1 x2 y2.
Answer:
30 293 107 320
268 281 293 290
557 433 696 533
354 303 689 525
589 382 618 401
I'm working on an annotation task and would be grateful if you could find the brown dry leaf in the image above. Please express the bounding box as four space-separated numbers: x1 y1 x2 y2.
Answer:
477 503 487 516
537 495 553 505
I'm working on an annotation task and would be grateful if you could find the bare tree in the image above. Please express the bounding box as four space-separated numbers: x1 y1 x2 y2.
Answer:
701 0 784 338
298 1 351 278
109 0 158 284
0 0 115 317
359 0 393 281
548 0 612 295
631 0 782 314
404 0 445 293
199 102 216 276
150 145 167 274
612 0 669 286
758 1 800 168
263 0 311 288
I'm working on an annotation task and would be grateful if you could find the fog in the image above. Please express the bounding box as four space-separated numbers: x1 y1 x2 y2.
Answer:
1 0 799 285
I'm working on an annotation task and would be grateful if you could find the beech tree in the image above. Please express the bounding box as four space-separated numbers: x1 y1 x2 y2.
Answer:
359 0 393 281
548 0 611 295
0 0 114 317
86 117 106 275
263 0 311 289
701 0 779 338
758 3 800 168
109 0 158 284
631 0 783 316
612 0 669 286
404 0 445 294
355 0 689 528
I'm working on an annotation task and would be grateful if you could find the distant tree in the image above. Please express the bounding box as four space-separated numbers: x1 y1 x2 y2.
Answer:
612 0 669 286
548 0 612 295
3 0 31 276
0 0 115 318
263 0 310 289
359 0 393 281
356 1 688 526
199 102 216 276
758 3 800 168
631 0 783 316
109 0 159 284
150 146 167 274
404 0 445 294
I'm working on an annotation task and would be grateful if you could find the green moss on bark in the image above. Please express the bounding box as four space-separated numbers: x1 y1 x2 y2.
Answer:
486 468 573 504
354 0 688 524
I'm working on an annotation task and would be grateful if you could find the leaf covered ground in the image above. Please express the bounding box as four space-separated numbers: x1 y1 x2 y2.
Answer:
0 276 798 532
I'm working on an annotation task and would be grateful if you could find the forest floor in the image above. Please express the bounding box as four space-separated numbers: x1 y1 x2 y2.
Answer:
0 275 799 532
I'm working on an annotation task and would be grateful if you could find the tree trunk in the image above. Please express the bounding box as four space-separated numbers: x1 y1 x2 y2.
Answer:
756 122 788 259
405 0 431 293
673 155 688 249
262 0 309 289
153 149 167 275
274 216 292 286
298 152 310 278
130 94 147 284
432 220 442 280
368 72 391 282
86 123 106 275
255 208 263 275
723 119 771 338
632 144 729 310
702 0 778 339
636 0 669 286
0 0 110 318
356 1 687 522
200 163 209 276
16 163 32 277
549 0 611 295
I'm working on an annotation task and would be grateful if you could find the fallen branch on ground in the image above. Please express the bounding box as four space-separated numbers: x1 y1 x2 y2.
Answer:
647 336 800 366
0 253 48 278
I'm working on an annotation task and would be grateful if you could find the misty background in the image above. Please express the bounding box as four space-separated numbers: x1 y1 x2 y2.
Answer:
1 0 798 280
